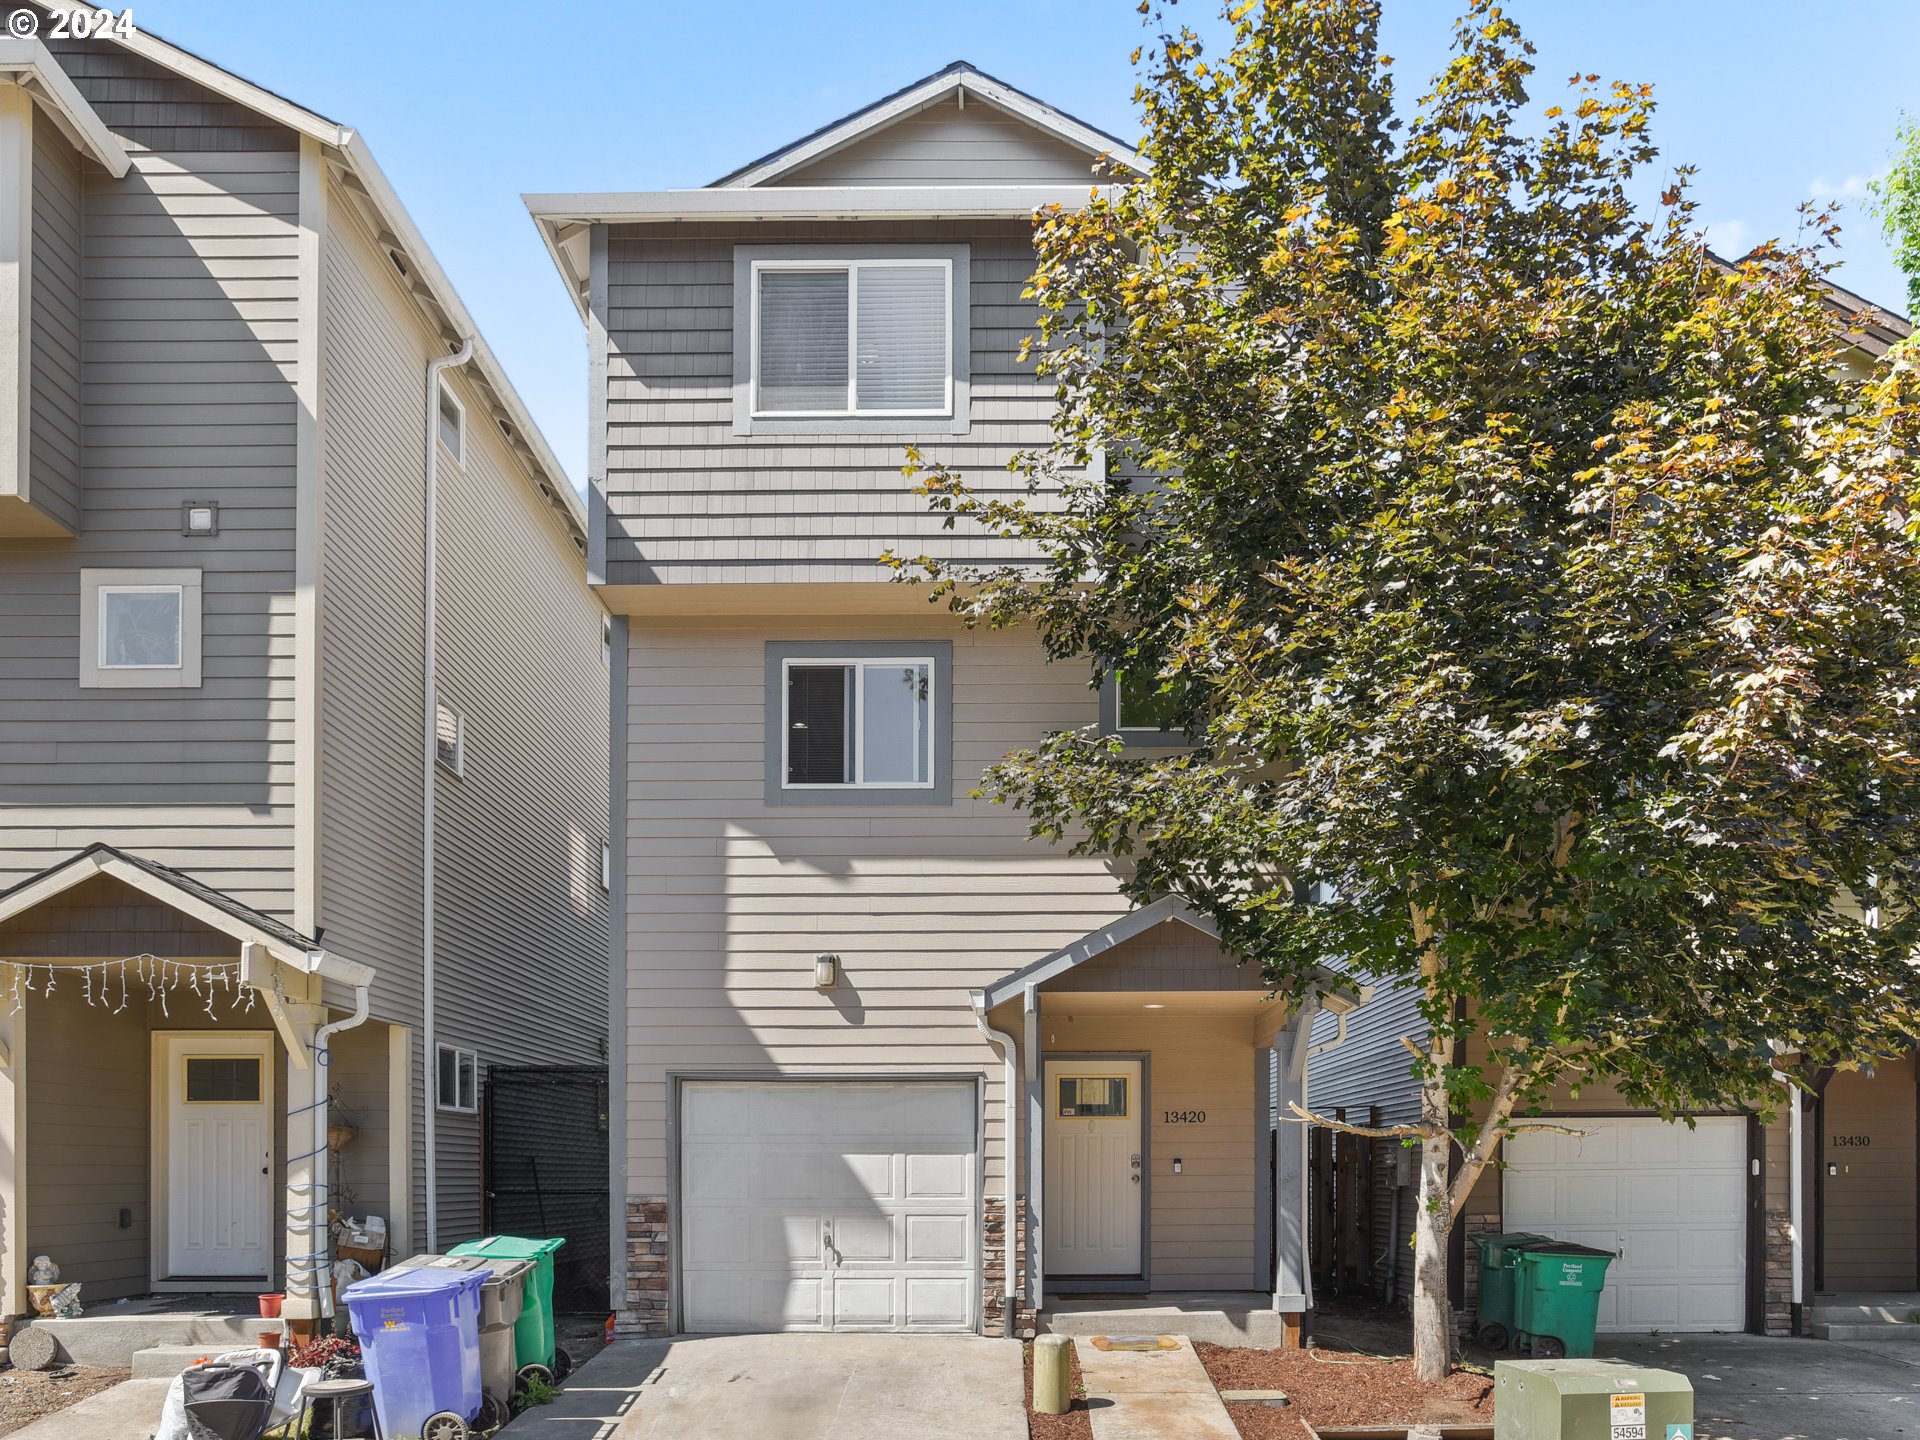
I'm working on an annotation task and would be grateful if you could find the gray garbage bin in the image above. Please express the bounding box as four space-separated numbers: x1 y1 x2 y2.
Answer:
388 1252 531 1429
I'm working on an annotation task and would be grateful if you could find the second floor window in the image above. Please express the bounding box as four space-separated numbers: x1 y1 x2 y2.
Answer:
784 656 933 789
753 258 952 418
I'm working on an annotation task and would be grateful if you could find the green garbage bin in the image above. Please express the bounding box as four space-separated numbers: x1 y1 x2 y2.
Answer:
1512 1241 1615 1359
448 1235 570 1385
1469 1232 1549 1350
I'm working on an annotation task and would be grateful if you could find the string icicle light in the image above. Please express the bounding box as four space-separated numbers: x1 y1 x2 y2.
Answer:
2 954 257 1018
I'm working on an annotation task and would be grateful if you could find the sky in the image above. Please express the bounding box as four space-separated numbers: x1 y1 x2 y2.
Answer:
128 0 1920 492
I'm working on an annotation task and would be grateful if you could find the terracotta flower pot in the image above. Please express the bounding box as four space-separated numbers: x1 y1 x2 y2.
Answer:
257 1329 282 1350
257 1293 284 1319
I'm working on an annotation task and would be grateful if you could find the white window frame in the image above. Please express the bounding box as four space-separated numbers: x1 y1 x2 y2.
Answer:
80 568 203 689
779 654 937 792
435 703 465 778
600 841 612 893
436 1044 478 1115
437 381 465 464
747 254 959 421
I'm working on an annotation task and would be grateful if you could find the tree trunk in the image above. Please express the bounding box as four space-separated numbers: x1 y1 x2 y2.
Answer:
1411 1064 1454 1382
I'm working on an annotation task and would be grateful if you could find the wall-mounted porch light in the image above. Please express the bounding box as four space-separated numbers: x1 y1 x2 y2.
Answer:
814 953 839 990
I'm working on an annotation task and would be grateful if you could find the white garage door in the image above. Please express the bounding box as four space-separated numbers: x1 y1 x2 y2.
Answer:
679 1079 978 1333
1504 1116 1746 1333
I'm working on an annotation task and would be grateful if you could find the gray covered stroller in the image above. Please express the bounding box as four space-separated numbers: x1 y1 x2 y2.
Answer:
155 1348 293 1440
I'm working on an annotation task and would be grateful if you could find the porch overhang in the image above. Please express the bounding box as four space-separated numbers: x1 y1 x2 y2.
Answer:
972 895 1358 1014
0 844 373 989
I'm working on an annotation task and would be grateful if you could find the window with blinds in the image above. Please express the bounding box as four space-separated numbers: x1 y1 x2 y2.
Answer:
753 259 952 417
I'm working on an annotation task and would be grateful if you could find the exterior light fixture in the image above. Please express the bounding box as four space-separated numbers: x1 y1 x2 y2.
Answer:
1142 1002 1165 1010
814 953 838 990
181 500 219 537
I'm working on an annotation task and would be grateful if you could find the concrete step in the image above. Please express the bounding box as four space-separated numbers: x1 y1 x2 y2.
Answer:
21 1312 275 1368
1809 1304 1920 1326
1041 1296 1296 1348
130 1344 231 1379
1812 1322 1920 1342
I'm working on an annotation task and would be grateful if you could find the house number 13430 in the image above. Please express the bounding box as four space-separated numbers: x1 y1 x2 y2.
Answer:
1163 1110 1206 1124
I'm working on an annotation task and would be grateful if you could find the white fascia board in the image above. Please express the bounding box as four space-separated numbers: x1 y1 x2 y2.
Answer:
719 68 1145 188
38 2 345 147
0 38 128 176
341 134 587 540
526 183 1118 226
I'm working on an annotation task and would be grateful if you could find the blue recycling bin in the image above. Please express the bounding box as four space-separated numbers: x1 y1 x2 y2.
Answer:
344 1263 485 1438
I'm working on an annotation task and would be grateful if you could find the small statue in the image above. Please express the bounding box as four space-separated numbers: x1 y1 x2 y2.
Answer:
27 1256 57 1286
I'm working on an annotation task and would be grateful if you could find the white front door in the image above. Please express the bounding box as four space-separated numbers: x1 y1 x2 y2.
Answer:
160 1033 274 1279
1044 1059 1144 1277
1504 1116 1746 1332
678 1079 978 1333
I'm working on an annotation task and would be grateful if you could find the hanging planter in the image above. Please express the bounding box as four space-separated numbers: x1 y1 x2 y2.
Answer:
327 1123 359 1153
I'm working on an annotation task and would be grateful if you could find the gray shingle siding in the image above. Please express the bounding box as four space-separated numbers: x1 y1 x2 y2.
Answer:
601 219 1069 586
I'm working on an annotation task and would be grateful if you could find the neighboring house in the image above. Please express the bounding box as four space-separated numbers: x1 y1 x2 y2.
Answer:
0 8 608 1329
1307 281 1915 1343
528 62 1356 1340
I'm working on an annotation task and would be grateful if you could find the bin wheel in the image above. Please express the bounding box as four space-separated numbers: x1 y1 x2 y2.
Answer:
1534 1336 1566 1359
421 1412 471 1440
1476 1322 1508 1350
516 1362 556 1393
478 1393 512 1430
554 1346 574 1381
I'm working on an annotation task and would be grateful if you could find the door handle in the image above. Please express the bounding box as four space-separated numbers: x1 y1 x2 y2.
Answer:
1130 1174 1141 1185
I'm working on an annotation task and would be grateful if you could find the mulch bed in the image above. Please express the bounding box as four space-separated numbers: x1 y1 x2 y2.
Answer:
0 1363 130 1438
1195 1343 1494 1440
1024 1339 1093 1440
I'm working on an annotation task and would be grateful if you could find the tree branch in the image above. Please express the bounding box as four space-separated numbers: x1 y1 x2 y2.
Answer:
1283 1101 1436 1139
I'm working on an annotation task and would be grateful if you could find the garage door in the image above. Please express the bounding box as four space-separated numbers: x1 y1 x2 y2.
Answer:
679 1079 978 1333
1504 1117 1746 1333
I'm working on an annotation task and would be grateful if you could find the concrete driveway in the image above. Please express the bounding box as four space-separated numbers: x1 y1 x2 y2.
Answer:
1599 1334 1920 1440
497 1332 1026 1440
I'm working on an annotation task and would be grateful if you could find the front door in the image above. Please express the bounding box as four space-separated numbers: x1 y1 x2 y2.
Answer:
160 1033 273 1279
1044 1059 1143 1277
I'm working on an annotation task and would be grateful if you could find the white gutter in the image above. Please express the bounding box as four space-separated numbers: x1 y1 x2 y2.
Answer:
421 337 474 1253
970 991 1019 1335
311 983 372 1319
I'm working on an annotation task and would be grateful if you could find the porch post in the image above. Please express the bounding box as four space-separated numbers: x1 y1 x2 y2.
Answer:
1272 1006 1315 1317
1024 984 1044 1312
281 1001 326 1324
0 1004 22 1317
1254 1046 1274 1288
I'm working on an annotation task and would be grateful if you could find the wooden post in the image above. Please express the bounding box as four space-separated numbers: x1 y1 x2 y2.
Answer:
1033 1334 1072 1415
1282 1312 1303 1350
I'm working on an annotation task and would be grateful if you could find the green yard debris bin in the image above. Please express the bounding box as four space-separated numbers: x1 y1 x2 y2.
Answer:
1469 1231 1549 1350
1511 1241 1616 1359
448 1235 570 1387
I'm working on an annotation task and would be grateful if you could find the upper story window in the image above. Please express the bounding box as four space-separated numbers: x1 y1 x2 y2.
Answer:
437 382 464 463
79 568 203 689
435 703 465 777
1100 667 1189 748
764 641 953 806
436 1044 478 1114
733 245 971 437
754 259 951 417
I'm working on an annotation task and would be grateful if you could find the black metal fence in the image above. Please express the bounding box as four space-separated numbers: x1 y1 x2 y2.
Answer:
484 1064 610 1313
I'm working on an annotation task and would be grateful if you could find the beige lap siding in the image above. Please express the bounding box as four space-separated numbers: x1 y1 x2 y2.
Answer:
620 612 1135 1208
1043 1007 1261 1290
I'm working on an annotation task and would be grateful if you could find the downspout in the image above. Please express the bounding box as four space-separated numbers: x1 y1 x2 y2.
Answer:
421 338 474 1253
311 979 372 1320
970 992 1018 1337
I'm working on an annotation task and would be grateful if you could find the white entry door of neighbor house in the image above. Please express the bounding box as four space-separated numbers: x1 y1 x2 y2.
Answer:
159 1033 274 1280
678 1079 978 1333
1504 1116 1746 1333
1044 1058 1144 1277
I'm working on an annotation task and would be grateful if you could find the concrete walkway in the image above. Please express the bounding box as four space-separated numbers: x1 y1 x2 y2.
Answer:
1600 1333 1920 1440
3 1377 169 1440
498 1332 1025 1440
1072 1334 1238 1440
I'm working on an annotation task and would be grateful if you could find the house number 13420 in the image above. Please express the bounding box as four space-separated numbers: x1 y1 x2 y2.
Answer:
1163 1110 1206 1124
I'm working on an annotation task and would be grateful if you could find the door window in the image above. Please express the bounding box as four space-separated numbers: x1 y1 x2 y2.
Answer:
184 1056 262 1103
1058 1076 1129 1118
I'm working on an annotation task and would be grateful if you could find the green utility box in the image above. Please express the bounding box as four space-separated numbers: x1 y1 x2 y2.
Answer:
1471 1232 1549 1349
1512 1241 1615 1358
1495 1359 1693 1440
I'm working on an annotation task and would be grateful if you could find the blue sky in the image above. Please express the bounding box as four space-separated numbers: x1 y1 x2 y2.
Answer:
135 1 1919 490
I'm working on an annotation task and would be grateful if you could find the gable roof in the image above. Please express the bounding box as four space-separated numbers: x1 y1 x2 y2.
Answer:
0 843 372 985
712 60 1146 190
31 1 585 548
